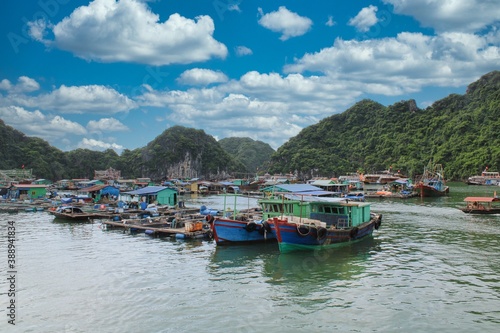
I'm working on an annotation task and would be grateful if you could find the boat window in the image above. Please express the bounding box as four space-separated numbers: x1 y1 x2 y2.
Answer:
323 206 332 214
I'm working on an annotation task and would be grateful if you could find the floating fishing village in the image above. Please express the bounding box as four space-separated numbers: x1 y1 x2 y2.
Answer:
2 163 499 252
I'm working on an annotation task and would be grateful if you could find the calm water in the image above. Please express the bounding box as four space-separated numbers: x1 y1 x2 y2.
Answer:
1 184 500 332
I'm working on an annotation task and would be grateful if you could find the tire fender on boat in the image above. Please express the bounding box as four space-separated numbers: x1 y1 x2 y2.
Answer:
205 214 215 224
245 221 257 232
317 226 327 240
350 227 359 239
262 220 272 233
297 224 310 236
374 215 382 230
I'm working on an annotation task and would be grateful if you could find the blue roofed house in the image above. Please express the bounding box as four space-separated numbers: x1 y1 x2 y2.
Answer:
260 183 338 197
124 186 178 207
78 185 120 203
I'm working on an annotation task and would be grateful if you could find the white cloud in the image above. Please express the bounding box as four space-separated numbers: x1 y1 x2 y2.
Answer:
284 32 500 94
87 118 129 132
383 0 500 33
348 5 379 32
137 72 361 149
326 16 336 27
258 6 313 41
29 0 227 65
0 106 87 139
2 84 137 114
177 68 228 86
78 138 124 152
235 46 253 56
0 76 40 93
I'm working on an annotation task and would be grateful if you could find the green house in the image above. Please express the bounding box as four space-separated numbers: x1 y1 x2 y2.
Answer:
10 184 47 199
124 186 178 206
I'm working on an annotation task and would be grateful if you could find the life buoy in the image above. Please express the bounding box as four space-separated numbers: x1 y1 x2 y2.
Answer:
317 226 327 240
245 221 257 232
350 227 359 239
297 224 310 236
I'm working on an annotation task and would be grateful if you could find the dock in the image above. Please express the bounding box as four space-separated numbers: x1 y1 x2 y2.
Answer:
101 216 213 240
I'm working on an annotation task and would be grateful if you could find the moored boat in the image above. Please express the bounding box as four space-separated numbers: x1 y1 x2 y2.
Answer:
48 206 108 221
466 169 500 186
414 161 449 197
272 199 382 253
210 216 275 244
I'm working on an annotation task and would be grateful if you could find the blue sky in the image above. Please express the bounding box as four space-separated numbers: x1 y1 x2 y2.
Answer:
1 0 499 152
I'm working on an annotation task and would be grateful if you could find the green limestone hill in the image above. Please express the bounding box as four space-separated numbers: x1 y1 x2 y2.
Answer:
269 70 500 180
138 126 247 180
0 122 246 181
218 137 275 174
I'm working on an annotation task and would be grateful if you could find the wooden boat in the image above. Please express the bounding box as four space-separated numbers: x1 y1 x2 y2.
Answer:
48 206 105 221
414 161 449 197
460 196 500 214
211 194 364 245
272 199 382 253
210 216 275 244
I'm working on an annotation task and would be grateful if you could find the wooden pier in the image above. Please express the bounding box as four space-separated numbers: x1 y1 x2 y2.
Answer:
101 218 213 240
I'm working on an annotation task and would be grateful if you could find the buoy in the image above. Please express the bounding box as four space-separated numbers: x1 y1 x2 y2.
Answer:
175 233 186 239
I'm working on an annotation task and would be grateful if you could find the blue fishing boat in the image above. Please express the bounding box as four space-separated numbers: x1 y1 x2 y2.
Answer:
272 197 382 253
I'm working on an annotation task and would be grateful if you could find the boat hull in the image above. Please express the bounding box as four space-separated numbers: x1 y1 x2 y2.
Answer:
273 215 381 253
415 185 449 197
460 208 500 214
211 218 276 244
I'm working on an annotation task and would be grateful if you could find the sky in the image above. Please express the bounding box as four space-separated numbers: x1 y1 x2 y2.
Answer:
1 0 499 153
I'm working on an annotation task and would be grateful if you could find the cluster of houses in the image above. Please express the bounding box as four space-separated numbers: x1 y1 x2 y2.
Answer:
1 168 307 207
2 167 416 208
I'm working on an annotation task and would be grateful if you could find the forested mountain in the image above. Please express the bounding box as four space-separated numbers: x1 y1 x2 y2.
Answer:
0 123 247 180
218 137 275 175
137 126 246 180
269 71 500 181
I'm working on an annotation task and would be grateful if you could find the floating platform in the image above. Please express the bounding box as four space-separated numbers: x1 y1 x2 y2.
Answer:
101 218 213 240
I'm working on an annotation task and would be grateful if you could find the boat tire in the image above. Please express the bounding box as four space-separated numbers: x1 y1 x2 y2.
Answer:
262 220 272 233
205 214 215 224
317 226 327 240
297 224 310 236
245 221 257 232
374 215 382 230
350 227 359 239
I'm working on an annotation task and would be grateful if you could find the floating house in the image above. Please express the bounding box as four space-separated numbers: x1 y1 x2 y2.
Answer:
260 184 338 197
8 184 47 199
78 185 120 202
308 179 349 194
124 186 178 206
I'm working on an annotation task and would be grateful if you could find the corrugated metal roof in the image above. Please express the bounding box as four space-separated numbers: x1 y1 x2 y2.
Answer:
274 184 324 192
125 186 172 195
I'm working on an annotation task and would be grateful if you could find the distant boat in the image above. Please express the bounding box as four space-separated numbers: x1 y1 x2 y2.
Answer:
467 169 500 186
414 161 449 197
272 198 382 253
460 195 500 214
